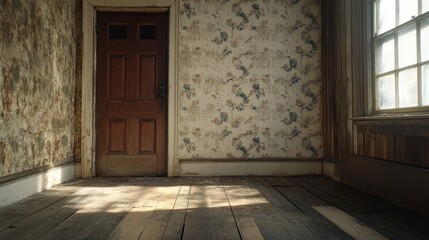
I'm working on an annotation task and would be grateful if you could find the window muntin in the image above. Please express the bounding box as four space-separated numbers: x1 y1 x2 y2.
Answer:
423 64 429 104
421 17 429 61
374 0 429 111
109 25 127 39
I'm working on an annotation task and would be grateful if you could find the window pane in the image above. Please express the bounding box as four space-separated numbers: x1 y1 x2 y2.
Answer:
398 24 417 68
398 68 418 107
423 64 429 105
423 0 429 14
421 17 429 62
139 25 156 39
399 0 418 24
378 0 396 34
376 35 395 74
377 74 396 109
109 25 127 39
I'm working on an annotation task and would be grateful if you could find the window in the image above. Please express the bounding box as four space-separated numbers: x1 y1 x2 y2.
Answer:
374 0 429 111
139 25 156 39
109 25 127 39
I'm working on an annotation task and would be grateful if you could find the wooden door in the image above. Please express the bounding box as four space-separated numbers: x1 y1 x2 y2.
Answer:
96 12 168 176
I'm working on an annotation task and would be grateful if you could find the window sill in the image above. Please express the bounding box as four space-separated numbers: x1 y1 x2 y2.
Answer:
352 115 429 137
352 113 429 122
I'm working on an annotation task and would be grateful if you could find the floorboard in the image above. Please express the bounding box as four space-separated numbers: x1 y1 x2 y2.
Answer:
289 176 424 240
162 185 190 240
0 180 86 232
0 176 428 240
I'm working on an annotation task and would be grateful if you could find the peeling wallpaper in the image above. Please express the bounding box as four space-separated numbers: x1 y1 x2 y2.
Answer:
0 0 76 177
178 0 322 159
74 0 83 162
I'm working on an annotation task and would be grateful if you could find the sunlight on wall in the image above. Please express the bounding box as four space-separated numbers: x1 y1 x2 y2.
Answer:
0 0 76 177
177 0 322 159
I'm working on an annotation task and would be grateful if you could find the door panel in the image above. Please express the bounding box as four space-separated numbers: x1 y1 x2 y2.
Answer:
140 120 156 153
139 55 156 100
109 120 126 153
96 12 167 176
108 55 127 100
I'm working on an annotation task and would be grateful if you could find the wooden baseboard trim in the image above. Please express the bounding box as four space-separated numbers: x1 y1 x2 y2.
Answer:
322 161 342 181
0 157 75 185
180 159 322 176
179 158 321 163
322 158 343 164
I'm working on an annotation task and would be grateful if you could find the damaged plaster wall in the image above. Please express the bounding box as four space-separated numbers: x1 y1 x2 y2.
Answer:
73 0 83 163
0 0 76 177
178 0 322 159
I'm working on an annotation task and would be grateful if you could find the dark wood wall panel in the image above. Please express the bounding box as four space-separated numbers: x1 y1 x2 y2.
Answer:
356 124 429 169
322 0 344 160
394 136 429 168
361 133 394 160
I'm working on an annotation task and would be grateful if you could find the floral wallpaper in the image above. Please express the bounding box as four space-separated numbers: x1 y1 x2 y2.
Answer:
0 0 76 177
0 0 321 178
178 0 322 159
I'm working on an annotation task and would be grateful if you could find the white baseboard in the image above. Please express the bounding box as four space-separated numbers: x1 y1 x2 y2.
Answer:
179 160 322 176
0 163 75 208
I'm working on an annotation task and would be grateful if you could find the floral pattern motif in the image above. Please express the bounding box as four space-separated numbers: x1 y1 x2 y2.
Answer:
0 0 76 177
178 0 322 159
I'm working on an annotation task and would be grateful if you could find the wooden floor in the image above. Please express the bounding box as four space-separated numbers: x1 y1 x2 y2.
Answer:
1 176 428 240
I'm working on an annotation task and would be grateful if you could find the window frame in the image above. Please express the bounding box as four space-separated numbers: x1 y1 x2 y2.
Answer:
372 0 429 114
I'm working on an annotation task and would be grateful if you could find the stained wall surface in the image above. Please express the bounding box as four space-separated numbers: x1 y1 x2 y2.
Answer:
0 0 76 177
177 0 322 159
0 0 322 178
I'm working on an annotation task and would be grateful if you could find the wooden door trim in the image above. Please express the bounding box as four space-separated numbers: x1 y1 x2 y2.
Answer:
81 0 179 178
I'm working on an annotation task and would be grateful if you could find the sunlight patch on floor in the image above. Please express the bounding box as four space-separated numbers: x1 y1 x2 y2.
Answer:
313 205 388 240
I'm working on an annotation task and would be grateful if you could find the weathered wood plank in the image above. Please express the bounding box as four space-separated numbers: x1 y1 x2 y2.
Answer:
181 177 241 240
161 185 190 240
246 177 336 240
210 182 241 240
310 177 429 239
289 177 422 240
182 184 217 240
0 180 86 232
225 177 318 240
1 177 428 240
77 184 151 240
276 186 352 240
314 205 388 240
0 182 105 240
106 185 165 240
262 176 298 187
36 182 129 240
138 185 181 239
222 178 264 240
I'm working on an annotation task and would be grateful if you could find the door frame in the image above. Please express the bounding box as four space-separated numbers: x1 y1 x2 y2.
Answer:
81 0 179 177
